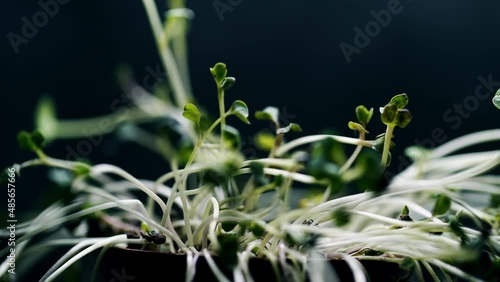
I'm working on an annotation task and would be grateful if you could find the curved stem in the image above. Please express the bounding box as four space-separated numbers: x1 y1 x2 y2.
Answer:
340 131 366 174
276 134 373 157
432 129 500 158
91 164 166 211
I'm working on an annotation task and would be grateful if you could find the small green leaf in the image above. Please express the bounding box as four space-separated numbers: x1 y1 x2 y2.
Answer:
348 121 368 134
221 77 236 90
254 106 280 125
391 205 413 229
247 220 266 237
141 221 151 232
276 123 302 135
73 164 91 176
254 132 275 151
433 194 451 216
31 129 45 148
396 109 412 128
492 89 500 109
17 131 33 151
381 104 398 125
355 105 373 125
450 218 469 244
290 123 302 132
35 95 57 142
229 100 250 124
399 212 413 222
401 205 409 216
389 93 409 109
306 157 342 193
210 62 227 84
332 208 351 227
222 125 241 149
17 130 45 152
182 103 201 124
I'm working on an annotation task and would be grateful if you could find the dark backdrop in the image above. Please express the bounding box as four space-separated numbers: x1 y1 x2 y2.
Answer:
2 0 500 215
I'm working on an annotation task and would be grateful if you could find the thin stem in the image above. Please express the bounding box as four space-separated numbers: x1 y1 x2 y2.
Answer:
218 85 226 145
281 165 299 212
339 131 365 174
52 107 169 140
203 249 231 282
185 114 226 168
91 164 166 211
172 161 195 247
268 133 284 159
43 235 130 282
432 129 500 158
380 125 394 169
142 0 190 107
159 159 182 238
172 16 193 97
236 167 319 184
276 134 373 157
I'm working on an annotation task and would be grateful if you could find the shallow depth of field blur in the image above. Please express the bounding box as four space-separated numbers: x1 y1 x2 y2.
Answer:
2 0 500 215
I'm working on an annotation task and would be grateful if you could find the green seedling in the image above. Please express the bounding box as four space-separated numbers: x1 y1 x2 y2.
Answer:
379 93 412 168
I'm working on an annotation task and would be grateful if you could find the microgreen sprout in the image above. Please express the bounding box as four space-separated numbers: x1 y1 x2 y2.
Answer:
210 62 232 144
17 129 46 159
378 93 412 168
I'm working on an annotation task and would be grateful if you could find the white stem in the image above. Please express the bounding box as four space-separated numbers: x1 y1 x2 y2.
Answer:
203 249 231 282
338 254 367 282
276 135 373 157
43 235 130 282
237 167 318 184
432 129 500 158
91 164 166 211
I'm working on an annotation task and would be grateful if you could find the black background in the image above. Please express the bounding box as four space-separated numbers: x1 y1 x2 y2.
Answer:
2 0 500 220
